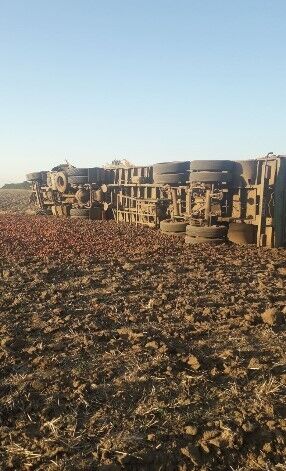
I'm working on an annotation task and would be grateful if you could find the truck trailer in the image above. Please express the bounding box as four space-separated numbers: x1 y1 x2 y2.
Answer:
27 154 286 248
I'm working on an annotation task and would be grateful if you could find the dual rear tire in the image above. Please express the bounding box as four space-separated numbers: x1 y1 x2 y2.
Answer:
190 159 258 187
189 160 233 184
153 161 189 185
160 220 228 244
160 219 187 237
185 224 228 245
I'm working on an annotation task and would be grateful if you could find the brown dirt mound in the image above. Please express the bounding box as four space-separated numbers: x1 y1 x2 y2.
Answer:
0 213 286 470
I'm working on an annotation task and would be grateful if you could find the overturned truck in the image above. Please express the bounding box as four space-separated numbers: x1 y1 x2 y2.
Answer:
27 154 286 248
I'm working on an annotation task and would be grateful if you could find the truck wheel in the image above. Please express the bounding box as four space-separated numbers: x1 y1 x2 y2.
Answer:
55 172 68 193
190 160 233 172
189 171 231 183
160 220 187 232
186 225 228 239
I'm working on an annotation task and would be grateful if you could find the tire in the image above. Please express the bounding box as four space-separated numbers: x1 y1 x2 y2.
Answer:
153 161 190 175
160 220 187 232
189 171 231 183
70 208 90 219
26 171 46 182
66 167 89 176
228 223 256 245
68 176 89 185
186 225 228 239
153 173 187 185
185 236 225 245
190 160 234 172
55 172 68 193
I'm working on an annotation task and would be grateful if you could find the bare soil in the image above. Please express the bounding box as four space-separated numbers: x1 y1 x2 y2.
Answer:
0 191 286 470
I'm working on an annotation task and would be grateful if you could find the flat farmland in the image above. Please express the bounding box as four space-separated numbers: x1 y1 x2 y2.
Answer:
0 191 285 470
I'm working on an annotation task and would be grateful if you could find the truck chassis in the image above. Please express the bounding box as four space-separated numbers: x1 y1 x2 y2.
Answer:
27 155 286 248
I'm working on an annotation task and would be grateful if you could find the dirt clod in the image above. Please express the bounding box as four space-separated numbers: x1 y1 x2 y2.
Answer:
185 425 198 435
261 307 284 325
186 354 201 370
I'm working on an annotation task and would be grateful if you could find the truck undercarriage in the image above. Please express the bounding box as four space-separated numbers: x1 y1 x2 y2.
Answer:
27 154 286 248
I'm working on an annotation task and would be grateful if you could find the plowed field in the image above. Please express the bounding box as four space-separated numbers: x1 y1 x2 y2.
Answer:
0 191 285 470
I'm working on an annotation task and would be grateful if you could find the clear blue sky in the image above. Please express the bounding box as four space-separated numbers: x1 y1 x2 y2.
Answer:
0 0 285 184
